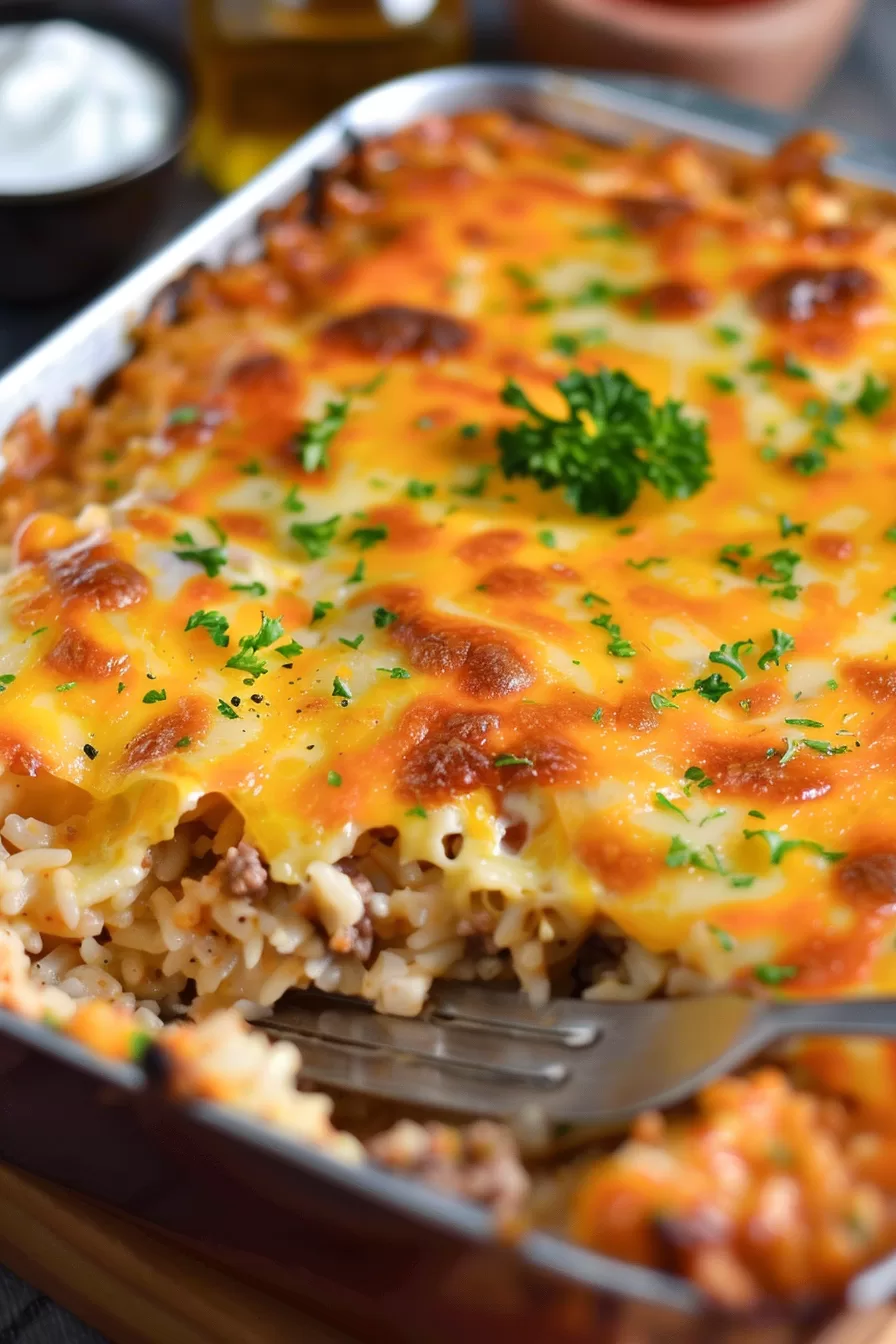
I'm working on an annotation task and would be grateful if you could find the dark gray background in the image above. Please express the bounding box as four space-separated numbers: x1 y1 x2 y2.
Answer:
0 0 894 1338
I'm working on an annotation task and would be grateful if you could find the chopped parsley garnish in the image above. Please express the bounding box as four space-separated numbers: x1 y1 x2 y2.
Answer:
83 743 99 760
310 601 332 624
782 352 811 381
332 675 352 700
537 529 556 548
174 541 227 578
784 717 823 728
378 666 410 679
855 373 891 417
757 549 802 601
495 753 533 768
498 368 710 518
666 836 725 873
579 221 629 241
650 692 678 712
694 672 733 703
117 682 126 694
452 464 492 498
747 357 776 375
780 738 801 766
683 766 713 791
777 514 806 538
592 707 603 722
718 542 752 572
293 399 349 472
591 611 636 658
504 262 537 290
340 634 365 650
55 682 76 692
706 373 736 395
626 556 666 571
349 524 388 550
327 770 342 787
744 829 845 865
714 326 742 346
168 405 200 426
231 581 267 597
143 689 167 704
175 737 191 749
225 614 283 678
217 699 239 719
237 459 261 476
757 627 795 670
582 591 609 607
804 739 850 755
185 609 230 648
655 791 687 819
550 329 606 358
406 805 428 818
709 924 735 951
459 423 480 439
283 484 305 513
791 398 845 475
407 480 436 500
708 640 753 681
275 640 302 659
754 964 798 986
571 278 635 307
373 606 398 629
551 334 579 358
291 515 342 559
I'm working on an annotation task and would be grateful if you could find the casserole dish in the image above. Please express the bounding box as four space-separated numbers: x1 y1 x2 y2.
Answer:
1 65 896 1341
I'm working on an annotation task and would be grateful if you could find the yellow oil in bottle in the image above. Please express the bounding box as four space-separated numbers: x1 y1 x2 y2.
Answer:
189 0 470 193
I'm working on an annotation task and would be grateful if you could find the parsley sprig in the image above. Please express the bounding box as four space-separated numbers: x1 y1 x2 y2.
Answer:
498 369 710 517
224 614 284 679
293 399 349 472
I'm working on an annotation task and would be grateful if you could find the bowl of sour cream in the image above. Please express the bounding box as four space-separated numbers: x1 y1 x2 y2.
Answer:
0 3 191 300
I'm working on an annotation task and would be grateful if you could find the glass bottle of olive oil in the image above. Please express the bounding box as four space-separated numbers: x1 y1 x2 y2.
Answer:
189 0 470 193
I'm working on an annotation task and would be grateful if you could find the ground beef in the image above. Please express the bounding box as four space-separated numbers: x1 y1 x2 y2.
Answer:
330 858 375 962
368 1119 530 1223
220 841 268 899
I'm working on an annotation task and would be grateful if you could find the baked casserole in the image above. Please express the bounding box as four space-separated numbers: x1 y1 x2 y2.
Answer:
3 110 896 1305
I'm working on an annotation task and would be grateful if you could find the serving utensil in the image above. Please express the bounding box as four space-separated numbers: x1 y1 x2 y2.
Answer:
264 985 896 1126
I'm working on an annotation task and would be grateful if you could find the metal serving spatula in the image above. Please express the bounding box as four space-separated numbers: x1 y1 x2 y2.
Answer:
261 985 896 1128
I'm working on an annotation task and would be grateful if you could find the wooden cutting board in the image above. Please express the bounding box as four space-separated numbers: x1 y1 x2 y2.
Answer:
0 1162 892 1344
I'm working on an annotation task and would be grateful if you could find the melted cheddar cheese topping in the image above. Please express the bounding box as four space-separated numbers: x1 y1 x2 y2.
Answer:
4 114 896 997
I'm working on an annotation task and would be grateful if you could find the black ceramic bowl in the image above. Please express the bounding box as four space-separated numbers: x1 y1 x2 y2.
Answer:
0 0 193 302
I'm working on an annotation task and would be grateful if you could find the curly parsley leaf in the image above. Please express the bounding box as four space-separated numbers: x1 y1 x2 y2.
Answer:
293 399 349 472
185 609 230 648
225 613 284 678
708 640 753 681
291 515 342 559
694 672 733 703
744 829 845 865
757 627 795 670
497 369 710 518
349 524 388 550
855 373 891 417
174 542 227 578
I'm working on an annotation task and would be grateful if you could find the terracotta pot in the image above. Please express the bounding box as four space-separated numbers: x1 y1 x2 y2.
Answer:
512 0 867 111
